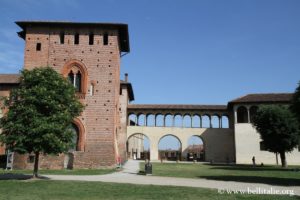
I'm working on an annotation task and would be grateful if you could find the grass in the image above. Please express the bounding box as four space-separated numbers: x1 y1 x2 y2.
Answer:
0 168 115 176
0 180 297 200
140 162 300 186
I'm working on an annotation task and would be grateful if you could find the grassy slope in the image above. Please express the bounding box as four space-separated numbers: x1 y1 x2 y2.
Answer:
140 162 300 186
0 180 297 200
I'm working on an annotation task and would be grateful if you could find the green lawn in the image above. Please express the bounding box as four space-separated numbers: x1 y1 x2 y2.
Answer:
140 162 300 186
0 180 297 200
0 168 115 175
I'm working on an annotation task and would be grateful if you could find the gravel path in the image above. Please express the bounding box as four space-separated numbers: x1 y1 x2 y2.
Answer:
46 160 300 196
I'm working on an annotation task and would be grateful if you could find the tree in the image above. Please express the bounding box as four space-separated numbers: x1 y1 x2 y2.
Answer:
252 105 299 168
291 81 300 124
0 67 84 178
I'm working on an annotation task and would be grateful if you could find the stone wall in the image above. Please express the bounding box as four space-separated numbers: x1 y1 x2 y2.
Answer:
127 126 235 163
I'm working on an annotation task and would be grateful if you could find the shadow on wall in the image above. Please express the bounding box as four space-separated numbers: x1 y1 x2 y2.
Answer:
197 129 235 163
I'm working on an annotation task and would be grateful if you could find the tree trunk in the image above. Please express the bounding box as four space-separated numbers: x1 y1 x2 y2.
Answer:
33 152 40 178
279 151 287 168
275 153 278 166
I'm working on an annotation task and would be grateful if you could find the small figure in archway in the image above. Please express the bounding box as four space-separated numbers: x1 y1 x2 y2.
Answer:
252 156 256 167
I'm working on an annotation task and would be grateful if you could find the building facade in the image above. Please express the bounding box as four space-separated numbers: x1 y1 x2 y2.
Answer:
0 21 299 169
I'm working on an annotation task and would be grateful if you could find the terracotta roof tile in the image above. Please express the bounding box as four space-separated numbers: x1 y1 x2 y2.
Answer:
229 93 293 104
0 74 20 84
128 104 227 110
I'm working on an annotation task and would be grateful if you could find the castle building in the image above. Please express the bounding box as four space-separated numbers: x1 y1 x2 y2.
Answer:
0 21 299 169
0 21 134 169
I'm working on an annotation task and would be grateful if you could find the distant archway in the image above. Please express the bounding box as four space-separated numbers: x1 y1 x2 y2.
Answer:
221 115 229 128
174 114 182 127
237 106 248 123
202 115 210 128
137 114 145 126
185 136 205 161
192 115 201 128
146 114 155 127
165 114 173 127
183 115 192 128
128 113 137 126
127 133 150 160
155 114 164 127
158 135 182 161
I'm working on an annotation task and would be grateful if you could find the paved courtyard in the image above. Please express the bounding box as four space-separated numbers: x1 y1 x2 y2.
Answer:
46 160 300 196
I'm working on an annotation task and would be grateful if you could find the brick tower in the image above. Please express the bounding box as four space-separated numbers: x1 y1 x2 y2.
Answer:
14 21 130 168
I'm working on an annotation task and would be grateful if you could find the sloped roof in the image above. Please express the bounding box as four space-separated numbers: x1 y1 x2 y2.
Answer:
120 80 134 101
229 93 293 104
128 104 227 110
0 74 20 84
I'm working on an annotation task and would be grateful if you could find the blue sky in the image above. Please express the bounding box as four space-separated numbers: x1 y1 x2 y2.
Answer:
0 0 299 106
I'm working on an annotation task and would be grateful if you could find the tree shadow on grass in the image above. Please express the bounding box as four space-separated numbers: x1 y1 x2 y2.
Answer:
203 163 299 172
0 173 49 180
199 175 300 186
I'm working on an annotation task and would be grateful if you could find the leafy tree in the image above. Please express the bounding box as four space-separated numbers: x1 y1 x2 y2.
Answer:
252 105 299 168
291 81 300 124
0 67 83 177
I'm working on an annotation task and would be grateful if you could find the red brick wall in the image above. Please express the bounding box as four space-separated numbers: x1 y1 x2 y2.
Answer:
17 25 123 168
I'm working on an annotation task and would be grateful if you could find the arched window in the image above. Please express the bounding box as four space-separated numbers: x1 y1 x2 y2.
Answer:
192 115 201 128
62 60 88 95
183 115 192 128
68 71 74 84
128 114 137 126
155 114 164 127
68 70 81 92
75 71 81 92
165 114 173 127
146 114 155 127
202 115 210 128
237 106 248 123
174 114 182 127
221 115 229 128
211 115 220 128
69 124 79 151
137 114 146 126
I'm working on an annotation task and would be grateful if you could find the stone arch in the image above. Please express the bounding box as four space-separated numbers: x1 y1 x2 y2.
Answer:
128 113 137 126
164 113 173 127
221 115 229 128
174 114 183 127
211 114 220 128
61 59 88 94
237 106 248 123
155 113 164 127
72 118 85 151
192 114 201 128
146 114 155 127
201 114 211 128
127 133 150 160
137 113 146 126
183 114 192 128
186 135 205 161
158 134 182 161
